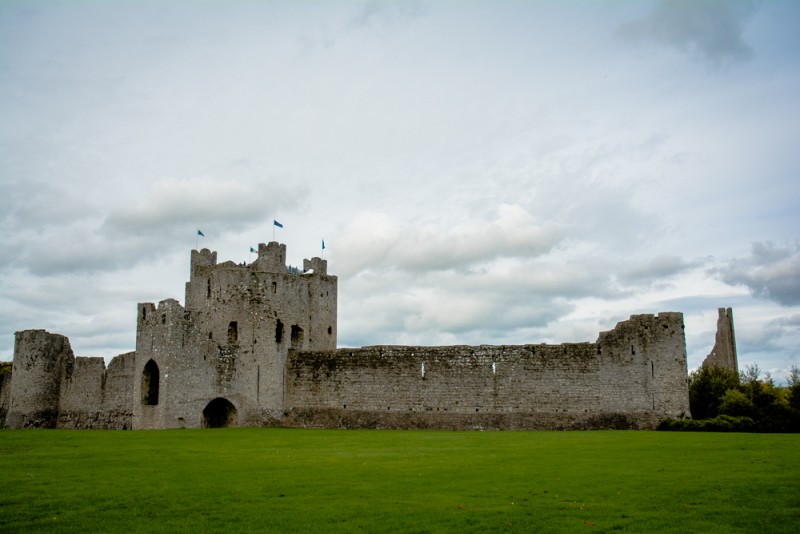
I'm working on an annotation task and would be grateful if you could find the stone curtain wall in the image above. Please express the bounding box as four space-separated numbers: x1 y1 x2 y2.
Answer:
5 314 688 431
58 352 135 429
284 313 689 430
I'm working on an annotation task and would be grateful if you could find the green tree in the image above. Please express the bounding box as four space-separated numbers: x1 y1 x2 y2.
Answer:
718 388 755 418
689 365 740 420
787 365 800 412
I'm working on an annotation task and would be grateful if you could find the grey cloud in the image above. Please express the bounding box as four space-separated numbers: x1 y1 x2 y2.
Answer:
656 294 752 316
348 0 428 31
104 176 302 233
442 262 621 301
2 175 305 277
618 0 757 64
335 248 620 348
620 255 702 284
0 270 139 360
736 320 790 354
3 177 96 233
771 314 800 328
717 241 800 305
338 279 573 348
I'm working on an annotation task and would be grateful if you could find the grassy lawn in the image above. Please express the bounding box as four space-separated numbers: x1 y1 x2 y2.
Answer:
0 429 797 533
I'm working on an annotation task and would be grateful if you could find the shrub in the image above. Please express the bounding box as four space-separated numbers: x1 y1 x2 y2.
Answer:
658 415 755 432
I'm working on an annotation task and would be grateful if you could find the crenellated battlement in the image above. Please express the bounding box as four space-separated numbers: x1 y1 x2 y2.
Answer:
252 241 287 273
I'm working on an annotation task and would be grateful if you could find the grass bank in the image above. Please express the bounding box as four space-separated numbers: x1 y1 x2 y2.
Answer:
0 429 797 532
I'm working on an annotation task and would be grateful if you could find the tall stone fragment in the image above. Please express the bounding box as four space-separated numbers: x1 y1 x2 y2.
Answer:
701 307 738 374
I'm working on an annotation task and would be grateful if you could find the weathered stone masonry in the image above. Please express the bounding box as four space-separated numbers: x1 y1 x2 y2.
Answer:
1 242 697 430
3 330 134 429
285 312 689 430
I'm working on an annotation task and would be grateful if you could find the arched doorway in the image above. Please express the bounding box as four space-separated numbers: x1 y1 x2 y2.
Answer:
141 360 159 405
202 398 238 428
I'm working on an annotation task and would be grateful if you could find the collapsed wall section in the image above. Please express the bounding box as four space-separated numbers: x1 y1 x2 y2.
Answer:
284 313 689 430
58 352 135 429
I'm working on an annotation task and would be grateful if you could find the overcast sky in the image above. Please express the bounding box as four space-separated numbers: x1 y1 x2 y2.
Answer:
1 0 799 381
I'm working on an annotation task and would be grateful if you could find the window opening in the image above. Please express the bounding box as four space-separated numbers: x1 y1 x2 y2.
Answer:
228 321 238 345
290 325 304 349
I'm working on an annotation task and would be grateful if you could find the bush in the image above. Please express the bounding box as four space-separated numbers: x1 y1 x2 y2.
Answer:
659 415 755 432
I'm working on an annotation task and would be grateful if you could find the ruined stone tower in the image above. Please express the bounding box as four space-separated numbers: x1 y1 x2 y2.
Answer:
701 307 738 374
5 330 73 428
132 242 337 429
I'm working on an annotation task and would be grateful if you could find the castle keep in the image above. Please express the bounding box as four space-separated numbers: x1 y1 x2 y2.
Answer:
1 242 696 430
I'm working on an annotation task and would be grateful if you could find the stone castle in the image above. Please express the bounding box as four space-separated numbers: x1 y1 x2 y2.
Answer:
0 242 734 430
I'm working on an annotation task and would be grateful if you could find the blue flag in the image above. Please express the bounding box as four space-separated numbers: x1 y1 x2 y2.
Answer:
273 220 283 228
322 239 325 250
197 229 205 237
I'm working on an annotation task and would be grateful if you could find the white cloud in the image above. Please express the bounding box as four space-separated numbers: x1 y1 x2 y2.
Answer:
335 204 566 276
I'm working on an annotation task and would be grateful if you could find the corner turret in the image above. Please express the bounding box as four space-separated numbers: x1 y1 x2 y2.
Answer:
253 241 287 273
303 257 327 275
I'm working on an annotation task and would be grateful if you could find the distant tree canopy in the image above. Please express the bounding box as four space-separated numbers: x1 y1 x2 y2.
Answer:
665 364 800 432
788 365 800 412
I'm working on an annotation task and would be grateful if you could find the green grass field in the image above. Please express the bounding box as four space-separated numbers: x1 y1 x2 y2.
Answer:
0 429 797 533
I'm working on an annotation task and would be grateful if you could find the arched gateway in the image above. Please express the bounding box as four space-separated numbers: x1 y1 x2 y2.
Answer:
202 398 237 428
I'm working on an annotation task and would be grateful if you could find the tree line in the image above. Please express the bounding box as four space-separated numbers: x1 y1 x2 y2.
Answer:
660 364 800 432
